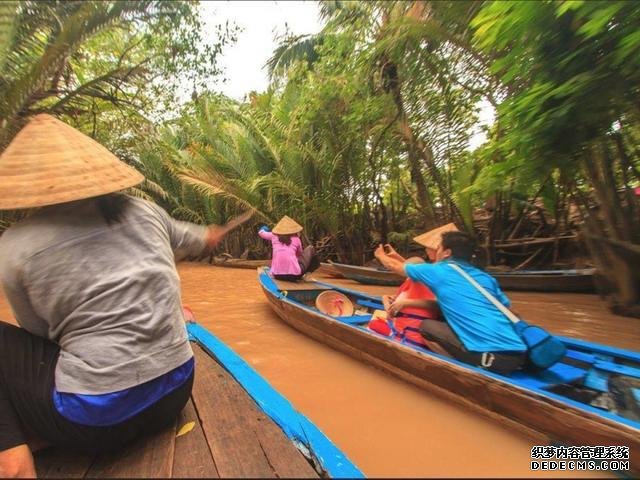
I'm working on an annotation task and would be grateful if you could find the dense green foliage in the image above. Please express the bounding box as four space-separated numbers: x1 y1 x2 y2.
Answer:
2 1 639 314
472 0 640 313
0 1 234 146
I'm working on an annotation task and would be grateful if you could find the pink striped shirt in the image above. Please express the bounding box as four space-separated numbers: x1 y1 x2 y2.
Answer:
259 231 303 275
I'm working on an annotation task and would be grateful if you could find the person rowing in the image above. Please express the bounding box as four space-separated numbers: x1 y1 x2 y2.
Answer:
0 115 253 478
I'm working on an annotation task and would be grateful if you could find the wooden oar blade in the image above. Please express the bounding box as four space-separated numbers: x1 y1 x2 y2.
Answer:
221 209 255 234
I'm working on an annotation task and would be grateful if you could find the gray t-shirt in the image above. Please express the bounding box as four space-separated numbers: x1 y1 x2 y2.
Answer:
0 196 207 394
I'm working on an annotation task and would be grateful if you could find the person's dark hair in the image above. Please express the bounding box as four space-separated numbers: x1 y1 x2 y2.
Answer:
277 234 292 246
95 193 130 225
441 231 475 261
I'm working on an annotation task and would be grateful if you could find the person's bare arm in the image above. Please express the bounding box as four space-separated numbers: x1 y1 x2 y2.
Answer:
205 210 254 248
388 298 438 316
374 244 407 276
382 294 395 312
384 244 406 263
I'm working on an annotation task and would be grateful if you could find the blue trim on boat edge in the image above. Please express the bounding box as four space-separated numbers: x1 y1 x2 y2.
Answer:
186 321 365 479
261 269 640 431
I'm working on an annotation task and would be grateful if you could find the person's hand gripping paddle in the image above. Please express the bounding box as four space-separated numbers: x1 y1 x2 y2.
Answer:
205 209 255 248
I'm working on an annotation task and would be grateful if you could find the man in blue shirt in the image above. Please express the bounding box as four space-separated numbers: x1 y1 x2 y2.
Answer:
375 231 527 375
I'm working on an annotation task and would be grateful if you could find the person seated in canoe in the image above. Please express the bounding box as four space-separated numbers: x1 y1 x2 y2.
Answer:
367 225 457 347
258 216 320 282
0 115 251 478
369 256 440 347
374 229 527 375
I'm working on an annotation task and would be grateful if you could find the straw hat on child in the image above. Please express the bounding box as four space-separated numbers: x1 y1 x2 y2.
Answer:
0 114 144 210
413 223 459 250
272 215 303 235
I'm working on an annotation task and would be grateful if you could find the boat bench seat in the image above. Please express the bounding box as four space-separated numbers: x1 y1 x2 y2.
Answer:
336 314 371 325
356 299 384 311
593 360 640 379
510 362 586 390
565 349 640 392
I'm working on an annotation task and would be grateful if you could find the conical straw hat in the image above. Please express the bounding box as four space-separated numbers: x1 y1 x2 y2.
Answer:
272 215 303 235
413 223 459 250
315 290 354 317
0 114 144 210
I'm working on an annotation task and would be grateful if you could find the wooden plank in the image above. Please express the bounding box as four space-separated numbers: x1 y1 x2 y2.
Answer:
251 414 319 478
172 398 219 478
191 345 276 478
191 344 318 478
273 278 331 291
192 344 319 478
86 419 177 478
35 449 94 479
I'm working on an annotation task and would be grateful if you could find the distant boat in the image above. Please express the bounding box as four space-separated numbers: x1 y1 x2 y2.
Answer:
328 261 404 286
490 268 596 293
212 258 271 269
317 262 345 278
259 266 640 472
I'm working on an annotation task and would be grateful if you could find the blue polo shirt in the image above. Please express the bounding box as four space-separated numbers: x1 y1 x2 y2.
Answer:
405 259 526 353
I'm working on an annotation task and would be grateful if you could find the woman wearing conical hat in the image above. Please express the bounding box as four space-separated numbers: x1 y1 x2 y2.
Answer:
258 215 320 281
0 115 252 477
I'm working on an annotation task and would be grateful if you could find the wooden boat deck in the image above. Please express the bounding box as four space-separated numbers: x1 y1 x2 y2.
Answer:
273 277 332 291
34 344 319 479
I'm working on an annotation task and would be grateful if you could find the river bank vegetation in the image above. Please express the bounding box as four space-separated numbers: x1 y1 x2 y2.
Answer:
1 0 638 316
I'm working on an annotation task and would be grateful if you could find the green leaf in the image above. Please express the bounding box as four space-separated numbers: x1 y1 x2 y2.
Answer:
576 3 624 38
555 0 585 17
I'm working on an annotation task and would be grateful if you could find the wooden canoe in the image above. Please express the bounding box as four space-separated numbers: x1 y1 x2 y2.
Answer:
490 268 597 293
328 261 404 286
212 258 271 269
34 318 362 479
317 262 345 278
258 267 640 474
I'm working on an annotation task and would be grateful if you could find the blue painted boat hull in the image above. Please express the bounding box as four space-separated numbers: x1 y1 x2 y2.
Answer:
258 268 639 473
187 320 363 478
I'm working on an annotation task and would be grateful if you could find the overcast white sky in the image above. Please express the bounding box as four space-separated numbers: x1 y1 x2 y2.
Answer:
201 1 323 100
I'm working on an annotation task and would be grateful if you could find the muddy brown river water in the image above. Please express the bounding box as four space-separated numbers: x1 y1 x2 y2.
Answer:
1 262 637 477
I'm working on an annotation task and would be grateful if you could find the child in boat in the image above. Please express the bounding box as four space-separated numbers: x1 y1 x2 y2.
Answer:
369 256 440 347
258 216 320 282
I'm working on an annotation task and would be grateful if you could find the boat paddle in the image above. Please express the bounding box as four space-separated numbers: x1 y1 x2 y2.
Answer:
206 209 255 247
220 209 255 235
